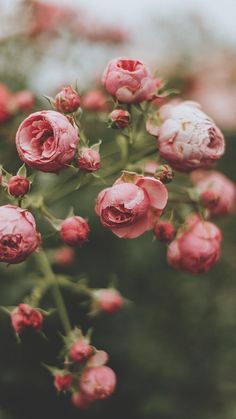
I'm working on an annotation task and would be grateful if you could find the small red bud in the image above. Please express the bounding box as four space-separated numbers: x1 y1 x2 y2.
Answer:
55 86 80 113
154 221 176 242
70 339 93 363
60 216 90 246
8 175 30 197
11 304 43 334
54 373 72 392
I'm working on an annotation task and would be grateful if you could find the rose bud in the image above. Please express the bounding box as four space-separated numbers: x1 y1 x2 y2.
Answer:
79 366 116 401
16 110 78 173
154 221 176 242
71 392 90 409
191 170 236 216
108 109 130 129
82 90 108 112
8 175 30 198
76 147 101 172
96 176 168 238
11 304 43 334
60 216 90 246
0 205 40 264
94 289 123 314
102 57 157 103
157 101 225 172
13 90 35 112
54 246 75 266
167 214 222 274
155 164 174 184
54 373 72 392
55 86 80 113
70 339 93 363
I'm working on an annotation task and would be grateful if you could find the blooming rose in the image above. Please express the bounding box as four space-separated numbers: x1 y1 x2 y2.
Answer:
191 170 236 216
8 175 30 198
11 304 43 334
60 216 90 246
55 86 80 113
108 109 130 129
157 101 225 172
102 57 157 103
79 366 116 401
76 147 101 172
94 289 123 313
167 215 222 274
54 374 72 392
0 205 40 264
82 90 108 112
70 340 93 363
96 176 168 238
16 110 78 173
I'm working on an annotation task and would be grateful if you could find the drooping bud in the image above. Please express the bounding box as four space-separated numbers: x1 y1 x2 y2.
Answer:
108 109 130 129
76 147 101 172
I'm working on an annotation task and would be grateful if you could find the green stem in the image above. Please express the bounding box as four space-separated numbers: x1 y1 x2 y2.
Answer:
35 249 72 335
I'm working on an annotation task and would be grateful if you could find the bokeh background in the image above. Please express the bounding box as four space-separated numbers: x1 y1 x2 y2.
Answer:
0 1 236 418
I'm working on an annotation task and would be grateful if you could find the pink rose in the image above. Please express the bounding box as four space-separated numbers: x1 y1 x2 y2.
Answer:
71 392 90 409
108 109 130 129
167 215 222 274
157 101 225 172
191 170 236 216
11 304 43 334
8 175 30 198
96 176 168 238
0 205 40 264
102 57 156 103
76 147 101 172
16 110 78 173
13 90 35 112
55 86 80 113
60 216 90 246
79 366 116 401
54 246 75 266
0 83 12 123
82 90 108 112
70 340 93 363
94 289 123 313
54 374 72 392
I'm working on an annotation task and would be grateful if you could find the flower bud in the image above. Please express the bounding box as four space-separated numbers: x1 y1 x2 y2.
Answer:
79 366 116 401
108 109 130 129
82 90 107 112
54 373 72 392
76 147 101 172
8 175 30 198
11 304 43 334
54 246 75 266
154 221 176 242
201 190 220 210
94 289 123 314
70 339 93 363
60 216 90 246
71 392 90 409
155 164 174 184
55 86 80 113
13 90 35 112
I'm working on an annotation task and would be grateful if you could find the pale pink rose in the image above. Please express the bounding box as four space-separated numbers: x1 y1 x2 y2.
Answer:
95 176 168 239
0 83 12 123
167 215 222 274
143 161 159 175
94 289 123 313
87 351 109 368
76 147 101 172
79 366 116 401
191 170 236 216
16 110 78 173
82 90 108 112
157 101 225 172
60 216 90 246
13 90 35 112
0 205 40 264
102 57 157 103
11 304 43 334
55 86 80 113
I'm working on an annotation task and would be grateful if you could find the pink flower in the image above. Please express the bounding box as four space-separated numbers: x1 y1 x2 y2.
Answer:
157 101 225 172
60 216 90 246
167 215 222 274
54 374 72 392
11 304 43 334
0 205 40 264
102 57 157 103
76 147 101 172
71 392 90 409
55 86 80 113
94 289 123 313
191 170 236 216
108 109 130 129
70 340 93 363
0 83 12 123
79 366 116 401
86 350 109 368
96 176 168 238
16 110 78 173
82 90 108 112
54 246 75 266
13 90 35 112
154 221 176 242
8 176 30 198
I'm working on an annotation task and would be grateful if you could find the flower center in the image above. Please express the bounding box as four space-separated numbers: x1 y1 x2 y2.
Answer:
117 59 140 72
